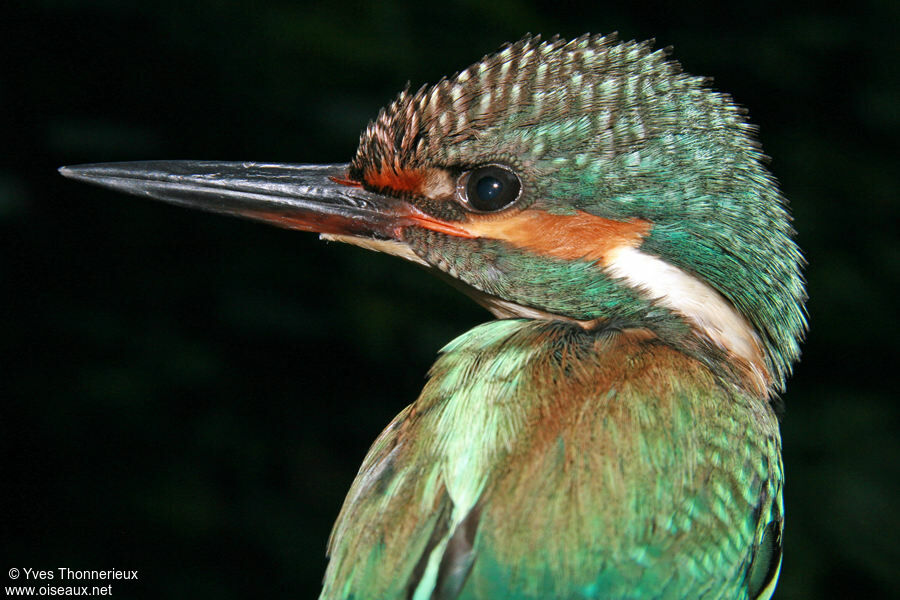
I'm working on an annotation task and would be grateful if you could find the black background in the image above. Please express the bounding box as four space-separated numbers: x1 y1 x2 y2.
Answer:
3 1 898 598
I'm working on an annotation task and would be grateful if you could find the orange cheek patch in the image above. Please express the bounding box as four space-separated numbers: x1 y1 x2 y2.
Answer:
460 210 651 265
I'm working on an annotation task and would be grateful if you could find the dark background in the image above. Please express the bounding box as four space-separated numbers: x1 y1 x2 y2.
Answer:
3 1 897 598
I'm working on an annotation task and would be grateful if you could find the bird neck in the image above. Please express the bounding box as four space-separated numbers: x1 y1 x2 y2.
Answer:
409 229 774 397
453 276 769 398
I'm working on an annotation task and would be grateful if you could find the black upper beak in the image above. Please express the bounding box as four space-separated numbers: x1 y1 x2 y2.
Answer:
58 160 433 239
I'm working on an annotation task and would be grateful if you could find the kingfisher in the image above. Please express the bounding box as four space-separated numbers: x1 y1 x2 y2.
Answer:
61 34 805 599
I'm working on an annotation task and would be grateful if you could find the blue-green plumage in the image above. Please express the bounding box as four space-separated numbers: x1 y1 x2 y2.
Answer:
60 33 805 600
323 320 783 600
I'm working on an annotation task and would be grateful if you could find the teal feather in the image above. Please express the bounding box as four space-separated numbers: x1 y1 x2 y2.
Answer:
322 320 783 599
351 33 807 391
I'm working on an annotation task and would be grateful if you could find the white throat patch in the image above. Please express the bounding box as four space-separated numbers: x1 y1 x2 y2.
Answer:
605 246 769 392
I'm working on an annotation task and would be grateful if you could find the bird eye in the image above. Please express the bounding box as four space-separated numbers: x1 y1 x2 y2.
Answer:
460 165 521 212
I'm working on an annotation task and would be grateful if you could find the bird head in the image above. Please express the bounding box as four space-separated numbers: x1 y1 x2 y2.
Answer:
60 34 806 396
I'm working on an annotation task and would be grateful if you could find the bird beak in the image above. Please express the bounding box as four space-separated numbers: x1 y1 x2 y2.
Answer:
58 160 470 241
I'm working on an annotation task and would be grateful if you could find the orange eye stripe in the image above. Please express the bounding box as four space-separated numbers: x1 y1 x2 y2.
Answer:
351 165 650 258
363 166 426 194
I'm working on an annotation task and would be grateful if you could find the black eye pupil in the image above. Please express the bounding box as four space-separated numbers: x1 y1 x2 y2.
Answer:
476 176 503 202
465 166 521 212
